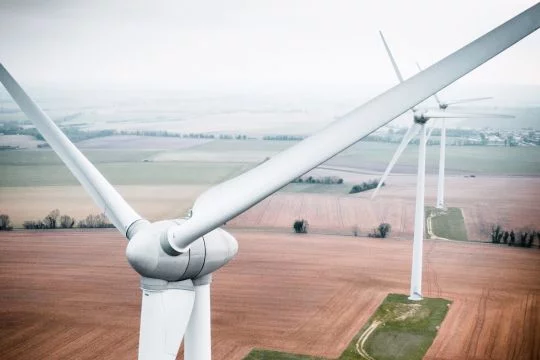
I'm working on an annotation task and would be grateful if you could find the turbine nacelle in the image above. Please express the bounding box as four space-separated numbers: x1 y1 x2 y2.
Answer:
413 110 430 123
127 220 238 282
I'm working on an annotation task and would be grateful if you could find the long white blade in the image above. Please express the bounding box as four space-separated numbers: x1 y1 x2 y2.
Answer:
379 31 404 83
0 64 143 237
139 279 195 360
423 110 514 119
167 3 539 252
445 96 493 105
425 119 440 142
416 62 444 106
371 123 422 199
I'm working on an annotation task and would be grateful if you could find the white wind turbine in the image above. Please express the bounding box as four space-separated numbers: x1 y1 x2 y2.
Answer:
1 4 538 359
373 32 516 301
414 62 494 210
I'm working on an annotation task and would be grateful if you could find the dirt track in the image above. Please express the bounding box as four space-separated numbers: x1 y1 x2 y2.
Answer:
0 230 538 359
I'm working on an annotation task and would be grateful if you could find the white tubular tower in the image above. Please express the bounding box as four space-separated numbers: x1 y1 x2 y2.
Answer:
437 119 447 209
409 124 427 301
184 275 212 360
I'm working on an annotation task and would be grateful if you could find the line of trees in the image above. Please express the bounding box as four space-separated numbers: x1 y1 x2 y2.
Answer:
349 179 384 194
22 209 114 229
263 135 305 141
292 176 343 184
490 225 538 248
352 223 392 238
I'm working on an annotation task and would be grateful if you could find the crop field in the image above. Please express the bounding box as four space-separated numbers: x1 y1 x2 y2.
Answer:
1 139 539 236
0 230 539 360
0 185 207 227
229 175 540 241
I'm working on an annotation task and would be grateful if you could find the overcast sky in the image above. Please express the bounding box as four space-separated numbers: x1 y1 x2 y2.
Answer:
0 0 539 93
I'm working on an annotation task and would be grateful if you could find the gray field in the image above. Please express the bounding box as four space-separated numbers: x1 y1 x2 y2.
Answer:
1 139 540 189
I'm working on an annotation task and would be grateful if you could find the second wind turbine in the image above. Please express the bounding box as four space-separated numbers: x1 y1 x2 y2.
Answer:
373 31 511 300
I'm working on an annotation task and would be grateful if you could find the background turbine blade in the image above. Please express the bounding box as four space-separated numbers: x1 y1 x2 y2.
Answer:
445 96 493 105
423 110 514 119
379 30 405 83
371 123 422 199
425 120 440 142
166 3 539 252
139 279 195 360
0 64 144 237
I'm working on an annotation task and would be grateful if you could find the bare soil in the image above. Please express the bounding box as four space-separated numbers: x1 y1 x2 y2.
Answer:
230 175 540 241
0 230 538 360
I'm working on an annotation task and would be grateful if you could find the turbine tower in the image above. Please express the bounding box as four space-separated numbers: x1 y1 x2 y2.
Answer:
1 4 538 358
375 31 514 300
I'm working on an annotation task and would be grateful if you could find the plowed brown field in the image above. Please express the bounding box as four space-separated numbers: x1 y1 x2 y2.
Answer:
0 230 539 360
230 175 540 241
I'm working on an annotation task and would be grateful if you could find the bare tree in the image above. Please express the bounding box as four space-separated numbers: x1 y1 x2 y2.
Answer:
60 215 76 228
43 209 60 229
0 214 13 231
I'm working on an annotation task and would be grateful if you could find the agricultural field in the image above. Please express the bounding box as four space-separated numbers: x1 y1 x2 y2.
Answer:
1 137 539 237
229 175 540 242
0 230 538 359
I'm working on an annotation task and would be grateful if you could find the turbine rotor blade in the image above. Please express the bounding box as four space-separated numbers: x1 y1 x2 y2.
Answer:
416 62 444 107
425 120 440 141
379 31 405 83
445 96 493 105
371 123 422 199
138 278 195 360
0 64 144 237
166 3 540 253
422 110 514 119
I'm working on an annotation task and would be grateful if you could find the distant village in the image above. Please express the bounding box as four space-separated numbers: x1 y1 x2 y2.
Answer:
368 126 540 147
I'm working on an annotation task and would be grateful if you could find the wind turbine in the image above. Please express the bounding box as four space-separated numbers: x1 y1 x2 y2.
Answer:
374 32 516 301
1 3 538 359
414 62 494 210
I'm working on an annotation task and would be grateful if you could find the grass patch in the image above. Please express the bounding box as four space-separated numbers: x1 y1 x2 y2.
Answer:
245 350 323 360
426 207 468 241
243 293 451 360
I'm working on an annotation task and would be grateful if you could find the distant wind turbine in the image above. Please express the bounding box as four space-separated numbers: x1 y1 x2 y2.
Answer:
374 31 513 301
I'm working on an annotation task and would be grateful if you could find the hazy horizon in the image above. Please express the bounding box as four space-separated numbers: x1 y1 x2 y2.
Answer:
1 0 539 93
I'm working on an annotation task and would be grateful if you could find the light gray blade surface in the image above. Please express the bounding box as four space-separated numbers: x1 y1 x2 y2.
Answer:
416 61 444 106
167 3 539 251
371 123 422 199
379 31 405 83
446 96 493 105
0 64 144 237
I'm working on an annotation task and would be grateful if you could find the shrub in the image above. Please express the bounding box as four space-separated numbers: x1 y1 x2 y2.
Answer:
349 179 384 194
293 219 309 234
369 223 392 238
23 220 44 229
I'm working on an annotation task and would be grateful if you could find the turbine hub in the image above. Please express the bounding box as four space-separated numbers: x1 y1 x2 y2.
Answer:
126 219 238 282
413 111 429 124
